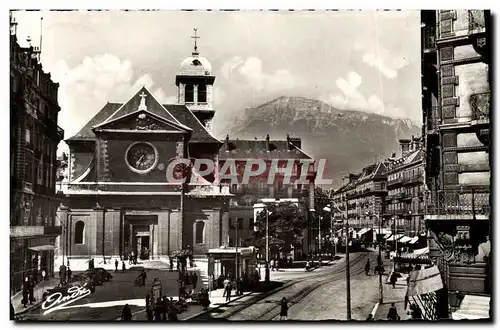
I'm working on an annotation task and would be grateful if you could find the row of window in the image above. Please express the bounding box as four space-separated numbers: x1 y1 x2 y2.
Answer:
388 185 424 197
388 167 423 181
23 155 55 190
25 126 56 158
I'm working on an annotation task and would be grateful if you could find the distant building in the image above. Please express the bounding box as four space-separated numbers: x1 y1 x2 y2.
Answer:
385 136 425 240
219 134 316 258
421 10 491 319
10 15 64 294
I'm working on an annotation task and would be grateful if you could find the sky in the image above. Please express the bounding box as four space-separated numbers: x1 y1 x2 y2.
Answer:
11 10 422 153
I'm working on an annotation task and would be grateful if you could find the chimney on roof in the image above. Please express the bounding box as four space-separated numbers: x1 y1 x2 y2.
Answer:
413 136 421 150
266 134 270 152
225 134 230 152
399 139 411 157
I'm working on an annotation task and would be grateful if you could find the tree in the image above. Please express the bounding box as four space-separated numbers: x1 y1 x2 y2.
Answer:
252 202 307 257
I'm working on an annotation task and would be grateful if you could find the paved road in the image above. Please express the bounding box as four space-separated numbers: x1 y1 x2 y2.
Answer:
188 252 370 321
20 267 203 321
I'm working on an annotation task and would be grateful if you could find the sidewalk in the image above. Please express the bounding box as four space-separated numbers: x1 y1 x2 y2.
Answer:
11 277 60 315
372 276 410 321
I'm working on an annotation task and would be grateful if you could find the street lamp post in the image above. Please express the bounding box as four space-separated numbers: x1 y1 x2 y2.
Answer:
265 206 270 283
318 216 322 267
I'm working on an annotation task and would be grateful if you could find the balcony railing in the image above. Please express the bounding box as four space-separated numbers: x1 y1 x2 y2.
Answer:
423 25 437 51
387 177 404 187
427 189 490 216
468 10 486 34
404 176 423 185
470 92 490 122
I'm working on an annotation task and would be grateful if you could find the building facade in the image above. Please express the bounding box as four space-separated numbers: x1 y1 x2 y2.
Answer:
56 46 233 268
421 10 491 317
385 137 426 240
10 17 64 294
220 134 316 257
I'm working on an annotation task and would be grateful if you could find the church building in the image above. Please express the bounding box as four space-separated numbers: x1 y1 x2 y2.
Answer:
56 35 233 267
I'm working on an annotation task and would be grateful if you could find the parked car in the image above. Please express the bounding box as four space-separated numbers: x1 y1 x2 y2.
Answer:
84 268 113 283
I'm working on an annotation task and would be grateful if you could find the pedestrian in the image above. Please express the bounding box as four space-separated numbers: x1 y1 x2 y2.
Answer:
192 272 198 289
140 269 147 286
146 302 154 321
223 277 230 297
122 261 126 272
121 304 132 321
280 297 288 321
390 272 398 289
115 259 119 272
28 276 35 304
365 259 370 276
238 277 244 296
129 253 132 265
387 303 400 320
225 279 232 302
22 287 28 308
169 257 174 272
154 297 162 321
162 295 169 320
67 267 72 283
410 303 422 320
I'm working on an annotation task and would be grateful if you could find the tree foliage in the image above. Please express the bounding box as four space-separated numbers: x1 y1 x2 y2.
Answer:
252 202 307 255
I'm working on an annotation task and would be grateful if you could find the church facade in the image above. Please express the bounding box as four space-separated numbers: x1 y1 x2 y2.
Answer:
56 45 233 267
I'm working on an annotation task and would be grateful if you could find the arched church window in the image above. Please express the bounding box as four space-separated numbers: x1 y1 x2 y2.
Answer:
198 84 207 103
75 221 85 244
185 84 194 103
195 221 205 244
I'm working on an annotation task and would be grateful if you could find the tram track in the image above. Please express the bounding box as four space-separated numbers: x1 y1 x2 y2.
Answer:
222 252 370 321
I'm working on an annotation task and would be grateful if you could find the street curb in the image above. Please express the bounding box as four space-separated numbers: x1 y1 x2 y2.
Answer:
14 301 42 317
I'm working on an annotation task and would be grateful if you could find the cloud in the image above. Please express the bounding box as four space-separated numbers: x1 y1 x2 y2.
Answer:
321 71 403 118
219 56 296 93
52 54 176 143
354 42 409 79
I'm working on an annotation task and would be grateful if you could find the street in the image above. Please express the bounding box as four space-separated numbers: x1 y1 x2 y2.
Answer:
189 250 399 321
20 266 203 321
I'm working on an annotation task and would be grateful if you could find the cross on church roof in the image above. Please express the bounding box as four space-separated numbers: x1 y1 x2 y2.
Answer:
191 28 200 55
138 91 147 111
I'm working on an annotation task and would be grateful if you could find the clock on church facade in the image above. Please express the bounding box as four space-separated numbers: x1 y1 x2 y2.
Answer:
125 141 159 174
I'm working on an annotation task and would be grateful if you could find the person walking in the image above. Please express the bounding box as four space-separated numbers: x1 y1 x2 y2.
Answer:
115 259 119 272
223 277 230 297
146 302 154 321
161 296 169 321
122 261 126 272
225 279 232 302
154 297 162 321
192 272 198 289
121 304 132 321
67 267 72 283
390 272 398 289
169 257 174 272
365 259 371 276
280 297 288 321
140 269 147 287
387 303 400 320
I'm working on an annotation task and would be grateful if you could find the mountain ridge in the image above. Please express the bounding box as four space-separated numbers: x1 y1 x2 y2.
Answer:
214 96 421 187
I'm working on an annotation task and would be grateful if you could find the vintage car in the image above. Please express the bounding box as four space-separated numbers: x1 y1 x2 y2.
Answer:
83 268 113 284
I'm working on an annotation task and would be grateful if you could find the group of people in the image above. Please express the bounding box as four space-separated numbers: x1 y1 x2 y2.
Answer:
128 252 138 265
146 295 182 321
21 276 36 308
58 264 73 285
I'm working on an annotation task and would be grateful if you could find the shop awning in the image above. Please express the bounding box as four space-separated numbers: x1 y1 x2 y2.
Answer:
386 234 403 242
413 247 429 255
399 236 413 244
409 236 419 244
28 245 55 252
357 228 372 236
452 295 491 320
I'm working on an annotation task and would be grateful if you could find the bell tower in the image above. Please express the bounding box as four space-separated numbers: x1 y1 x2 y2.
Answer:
176 28 216 133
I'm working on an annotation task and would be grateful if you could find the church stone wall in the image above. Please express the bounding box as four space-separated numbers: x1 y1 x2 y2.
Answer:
102 138 178 183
